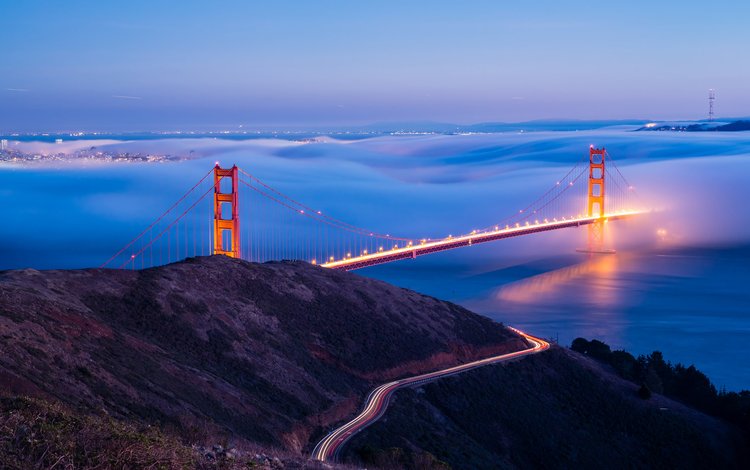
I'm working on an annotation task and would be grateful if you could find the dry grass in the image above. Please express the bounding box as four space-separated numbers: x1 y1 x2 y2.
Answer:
0 395 195 469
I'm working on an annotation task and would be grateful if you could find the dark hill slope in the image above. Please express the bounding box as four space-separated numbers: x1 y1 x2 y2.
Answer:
0 256 522 451
345 346 746 469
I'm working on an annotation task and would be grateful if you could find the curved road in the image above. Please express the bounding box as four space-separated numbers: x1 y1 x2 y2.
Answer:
311 327 550 462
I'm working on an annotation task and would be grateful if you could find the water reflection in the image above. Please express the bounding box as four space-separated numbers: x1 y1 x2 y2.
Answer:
494 253 621 306
449 246 749 390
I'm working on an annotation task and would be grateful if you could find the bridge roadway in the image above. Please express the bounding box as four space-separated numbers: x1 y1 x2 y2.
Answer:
310 327 550 462
321 211 644 270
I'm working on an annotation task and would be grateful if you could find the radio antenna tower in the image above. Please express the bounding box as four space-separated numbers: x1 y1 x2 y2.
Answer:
708 89 716 121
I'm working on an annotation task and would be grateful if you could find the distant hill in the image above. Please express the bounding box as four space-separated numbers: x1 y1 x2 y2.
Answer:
711 120 750 131
348 119 650 134
0 119 653 142
637 120 750 132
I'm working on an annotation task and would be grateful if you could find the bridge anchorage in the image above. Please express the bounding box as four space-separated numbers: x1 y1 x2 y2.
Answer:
101 146 645 271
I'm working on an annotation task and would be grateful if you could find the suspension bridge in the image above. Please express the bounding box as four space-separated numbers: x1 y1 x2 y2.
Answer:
101 146 647 271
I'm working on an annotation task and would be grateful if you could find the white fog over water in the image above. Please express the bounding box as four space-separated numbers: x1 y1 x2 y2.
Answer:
2 128 749 389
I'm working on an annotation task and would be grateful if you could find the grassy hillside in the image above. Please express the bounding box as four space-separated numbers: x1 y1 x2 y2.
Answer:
345 347 747 469
0 256 522 452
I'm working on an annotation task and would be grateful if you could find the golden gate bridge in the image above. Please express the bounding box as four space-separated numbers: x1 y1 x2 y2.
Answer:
101 146 647 271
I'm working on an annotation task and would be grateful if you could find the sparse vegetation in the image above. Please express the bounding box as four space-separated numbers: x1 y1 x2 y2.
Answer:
0 395 195 469
356 445 451 470
0 394 352 469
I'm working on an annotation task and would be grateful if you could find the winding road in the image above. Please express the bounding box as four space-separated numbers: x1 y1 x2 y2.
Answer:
311 327 550 462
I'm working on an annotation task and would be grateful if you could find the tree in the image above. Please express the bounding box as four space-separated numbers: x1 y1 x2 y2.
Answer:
645 367 664 395
638 384 652 400
571 337 590 354
610 350 639 381
587 339 612 361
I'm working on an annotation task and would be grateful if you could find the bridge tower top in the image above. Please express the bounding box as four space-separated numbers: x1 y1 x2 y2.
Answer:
213 164 240 258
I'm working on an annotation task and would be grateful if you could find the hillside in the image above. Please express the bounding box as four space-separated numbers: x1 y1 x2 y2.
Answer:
1 255 746 469
0 256 522 454
344 347 747 469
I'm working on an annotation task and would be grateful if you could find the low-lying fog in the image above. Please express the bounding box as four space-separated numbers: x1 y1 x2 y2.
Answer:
2 128 749 389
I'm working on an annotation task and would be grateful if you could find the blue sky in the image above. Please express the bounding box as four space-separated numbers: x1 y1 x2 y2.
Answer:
1 0 749 131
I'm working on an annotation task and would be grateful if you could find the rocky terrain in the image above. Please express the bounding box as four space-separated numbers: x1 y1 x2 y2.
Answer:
0 256 522 458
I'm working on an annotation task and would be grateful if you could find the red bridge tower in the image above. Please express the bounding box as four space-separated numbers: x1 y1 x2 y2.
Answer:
581 146 613 253
213 164 240 258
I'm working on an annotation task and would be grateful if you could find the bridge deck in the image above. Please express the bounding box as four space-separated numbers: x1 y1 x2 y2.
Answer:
320 211 644 271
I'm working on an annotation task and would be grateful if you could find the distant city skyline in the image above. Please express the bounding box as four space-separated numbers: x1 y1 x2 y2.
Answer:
2 0 749 131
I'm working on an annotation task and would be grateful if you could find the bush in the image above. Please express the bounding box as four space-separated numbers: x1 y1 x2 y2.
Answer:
638 384 652 400
570 337 611 361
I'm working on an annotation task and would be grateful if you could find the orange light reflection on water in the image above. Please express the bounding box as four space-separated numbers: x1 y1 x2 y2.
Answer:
495 253 621 307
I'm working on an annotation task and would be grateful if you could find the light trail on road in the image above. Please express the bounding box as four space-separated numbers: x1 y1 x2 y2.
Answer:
310 327 550 462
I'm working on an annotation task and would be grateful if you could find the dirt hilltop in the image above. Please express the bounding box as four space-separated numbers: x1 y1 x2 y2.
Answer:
0 255 522 453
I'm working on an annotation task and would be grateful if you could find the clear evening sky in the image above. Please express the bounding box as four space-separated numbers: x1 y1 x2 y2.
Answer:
1 0 748 131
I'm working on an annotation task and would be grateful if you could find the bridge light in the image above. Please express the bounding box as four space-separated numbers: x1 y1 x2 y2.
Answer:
311 259 317 265
525 221 530 226
330 256 334 261
569 182 573 186
495 226 499 231
505 225 509 230
535 220 539 225
379 247 384 252
363 250 368 255
347 253 351 258
299 210 304 214
515 223 520 228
